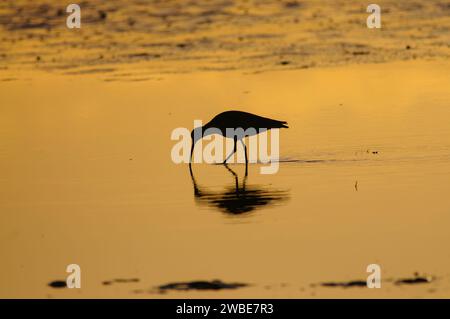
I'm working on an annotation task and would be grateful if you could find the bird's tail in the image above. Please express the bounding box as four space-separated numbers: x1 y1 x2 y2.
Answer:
278 121 288 128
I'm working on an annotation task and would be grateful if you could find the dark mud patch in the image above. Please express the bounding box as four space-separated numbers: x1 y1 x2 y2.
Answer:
157 280 248 293
102 278 140 286
48 280 66 288
284 1 302 9
125 53 161 60
395 275 433 285
318 273 435 289
352 51 370 56
320 280 367 288
64 68 116 75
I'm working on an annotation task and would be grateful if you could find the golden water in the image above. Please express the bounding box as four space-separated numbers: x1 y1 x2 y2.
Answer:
1 60 449 297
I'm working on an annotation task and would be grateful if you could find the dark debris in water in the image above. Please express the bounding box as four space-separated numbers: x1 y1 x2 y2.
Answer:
320 280 367 288
98 10 108 20
319 273 434 289
102 278 140 286
48 280 66 288
157 280 248 292
395 275 433 285
352 51 370 56
127 53 161 59
284 1 301 8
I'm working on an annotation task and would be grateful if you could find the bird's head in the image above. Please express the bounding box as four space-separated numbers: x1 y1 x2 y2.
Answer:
190 126 204 163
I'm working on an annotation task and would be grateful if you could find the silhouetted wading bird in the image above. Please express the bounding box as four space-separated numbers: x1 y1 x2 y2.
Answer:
189 110 288 173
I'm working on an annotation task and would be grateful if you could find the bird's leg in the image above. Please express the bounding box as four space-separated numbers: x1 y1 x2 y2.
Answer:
240 139 248 176
242 173 247 191
223 162 240 193
223 136 237 164
223 150 235 164
234 173 239 194
189 163 201 197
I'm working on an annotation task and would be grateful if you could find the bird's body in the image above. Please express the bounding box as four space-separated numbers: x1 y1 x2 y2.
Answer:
203 111 288 137
190 110 288 172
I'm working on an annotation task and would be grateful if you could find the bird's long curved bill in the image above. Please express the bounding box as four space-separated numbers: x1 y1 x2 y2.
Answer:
189 139 195 176
190 139 194 163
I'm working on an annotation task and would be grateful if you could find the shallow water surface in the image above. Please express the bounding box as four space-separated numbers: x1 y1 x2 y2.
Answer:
0 61 449 298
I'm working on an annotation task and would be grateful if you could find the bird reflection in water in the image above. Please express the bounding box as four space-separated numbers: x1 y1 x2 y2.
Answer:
189 164 289 215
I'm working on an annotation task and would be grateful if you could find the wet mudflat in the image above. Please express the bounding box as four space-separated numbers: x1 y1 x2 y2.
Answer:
1 0 449 81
